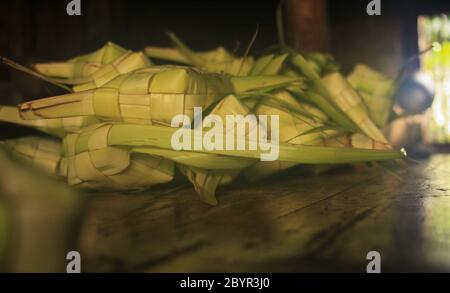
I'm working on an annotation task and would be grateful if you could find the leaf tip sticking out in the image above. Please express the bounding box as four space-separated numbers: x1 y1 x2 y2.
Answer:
238 25 259 76
0 56 72 92
276 0 287 53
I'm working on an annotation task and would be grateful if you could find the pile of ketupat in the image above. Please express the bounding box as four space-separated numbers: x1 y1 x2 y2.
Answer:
0 36 404 205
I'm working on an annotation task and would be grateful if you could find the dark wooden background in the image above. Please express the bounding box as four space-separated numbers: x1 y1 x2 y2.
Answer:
1 0 449 78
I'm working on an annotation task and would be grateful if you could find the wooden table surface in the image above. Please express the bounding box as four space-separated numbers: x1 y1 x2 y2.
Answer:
80 155 450 273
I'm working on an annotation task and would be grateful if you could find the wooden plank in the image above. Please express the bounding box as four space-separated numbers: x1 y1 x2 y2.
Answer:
78 155 450 272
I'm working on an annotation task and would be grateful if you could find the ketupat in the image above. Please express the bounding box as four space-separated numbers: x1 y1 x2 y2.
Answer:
18 66 303 126
250 53 389 143
347 64 396 128
322 72 388 143
20 50 362 137
60 123 174 190
250 53 360 133
0 105 99 137
144 44 398 198
303 52 340 76
33 41 128 79
1 136 62 176
241 88 391 181
147 33 339 77
32 42 152 92
136 44 380 143
146 33 255 76
1 70 298 203
146 34 338 77
1 102 176 192
242 90 338 180
175 94 256 204
0 31 406 205
5 41 385 142
0 125 176 193
70 51 151 92
43 120 401 202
